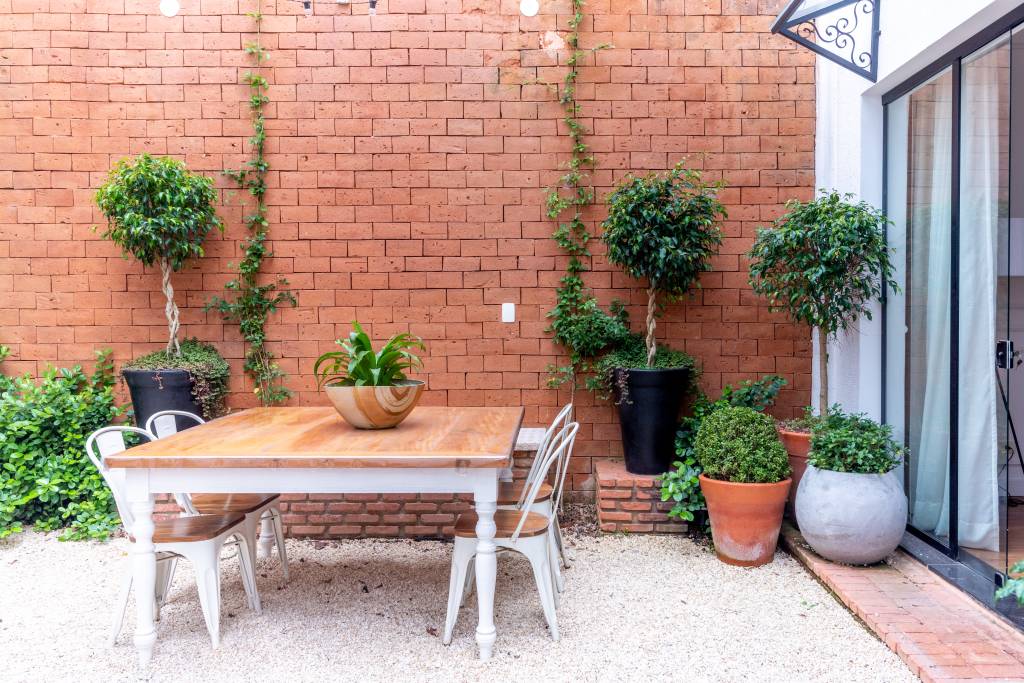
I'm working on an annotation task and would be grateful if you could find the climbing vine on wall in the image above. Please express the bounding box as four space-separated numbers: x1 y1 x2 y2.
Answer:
545 0 628 394
209 9 296 406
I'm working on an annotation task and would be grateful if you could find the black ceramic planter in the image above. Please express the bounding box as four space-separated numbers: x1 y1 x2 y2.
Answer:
122 368 202 429
612 366 691 475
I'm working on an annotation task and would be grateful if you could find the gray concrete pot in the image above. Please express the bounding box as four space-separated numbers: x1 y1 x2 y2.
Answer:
795 463 907 565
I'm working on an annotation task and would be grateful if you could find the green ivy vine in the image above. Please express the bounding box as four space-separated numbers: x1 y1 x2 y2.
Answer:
545 0 628 395
209 9 296 406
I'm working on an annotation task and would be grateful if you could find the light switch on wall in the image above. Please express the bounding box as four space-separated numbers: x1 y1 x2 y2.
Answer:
501 302 516 323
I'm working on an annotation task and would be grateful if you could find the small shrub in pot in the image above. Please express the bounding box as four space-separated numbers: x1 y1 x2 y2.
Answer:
796 411 908 565
695 406 791 566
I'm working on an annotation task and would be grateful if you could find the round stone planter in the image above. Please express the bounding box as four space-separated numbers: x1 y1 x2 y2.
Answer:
324 379 425 429
795 463 907 565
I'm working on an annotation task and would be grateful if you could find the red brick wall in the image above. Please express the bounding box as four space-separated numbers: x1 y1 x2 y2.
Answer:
0 0 814 505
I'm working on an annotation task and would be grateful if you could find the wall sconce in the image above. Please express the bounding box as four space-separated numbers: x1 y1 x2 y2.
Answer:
519 0 539 17
159 0 180 17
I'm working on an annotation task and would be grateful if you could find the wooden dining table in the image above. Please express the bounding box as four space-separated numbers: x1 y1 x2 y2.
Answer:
105 405 524 670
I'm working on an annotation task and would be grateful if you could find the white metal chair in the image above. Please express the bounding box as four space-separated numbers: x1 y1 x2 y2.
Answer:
499 404 575 581
86 426 261 648
145 410 289 583
443 421 580 645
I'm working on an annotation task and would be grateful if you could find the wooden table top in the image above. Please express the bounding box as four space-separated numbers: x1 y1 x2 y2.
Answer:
105 406 524 469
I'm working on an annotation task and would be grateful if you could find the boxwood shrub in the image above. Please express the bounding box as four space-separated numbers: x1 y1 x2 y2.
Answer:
695 406 790 484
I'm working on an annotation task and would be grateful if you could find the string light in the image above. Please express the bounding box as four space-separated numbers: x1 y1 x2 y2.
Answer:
158 0 180 17
520 0 539 17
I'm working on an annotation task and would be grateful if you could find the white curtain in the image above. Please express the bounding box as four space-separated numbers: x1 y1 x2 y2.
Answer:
954 41 1007 552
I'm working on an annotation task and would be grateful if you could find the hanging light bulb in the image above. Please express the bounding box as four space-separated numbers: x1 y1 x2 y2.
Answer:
368 0 377 15
519 0 539 17
302 0 312 16
158 0 180 17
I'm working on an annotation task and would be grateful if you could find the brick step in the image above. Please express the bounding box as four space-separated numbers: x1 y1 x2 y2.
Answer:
595 459 687 534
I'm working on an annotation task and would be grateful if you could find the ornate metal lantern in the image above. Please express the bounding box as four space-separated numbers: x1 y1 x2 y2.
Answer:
772 0 881 82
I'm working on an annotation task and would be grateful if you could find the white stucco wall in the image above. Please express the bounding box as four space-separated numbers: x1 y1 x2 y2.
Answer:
814 0 1024 417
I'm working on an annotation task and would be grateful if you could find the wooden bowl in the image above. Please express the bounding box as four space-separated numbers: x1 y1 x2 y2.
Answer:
323 380 425 429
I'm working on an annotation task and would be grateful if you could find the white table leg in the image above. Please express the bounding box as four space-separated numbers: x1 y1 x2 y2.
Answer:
258 511 274 559
127 470 157 671
473 476 498 661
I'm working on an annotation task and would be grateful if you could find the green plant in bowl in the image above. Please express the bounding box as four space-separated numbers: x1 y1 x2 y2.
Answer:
314 322 427 429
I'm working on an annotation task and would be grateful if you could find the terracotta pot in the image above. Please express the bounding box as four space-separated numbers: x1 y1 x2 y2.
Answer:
778 428 811 508
324 379 425 429
699 474 791 567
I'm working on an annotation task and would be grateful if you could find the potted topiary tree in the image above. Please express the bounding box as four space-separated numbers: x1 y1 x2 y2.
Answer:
796 410 907 565
747 190 897 499
695 406 792 566
601 164 725 474
96 153 225 426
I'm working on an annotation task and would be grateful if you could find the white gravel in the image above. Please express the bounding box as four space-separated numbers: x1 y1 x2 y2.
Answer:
0 530 915 682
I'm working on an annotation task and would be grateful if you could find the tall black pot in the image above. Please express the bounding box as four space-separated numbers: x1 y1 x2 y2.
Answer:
122 368 202 430
612 366 691 475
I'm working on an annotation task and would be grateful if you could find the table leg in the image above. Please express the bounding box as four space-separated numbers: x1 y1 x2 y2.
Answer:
473 484 498 661
129 494 157 671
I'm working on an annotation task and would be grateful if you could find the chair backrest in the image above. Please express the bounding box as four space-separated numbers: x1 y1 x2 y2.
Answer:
512 421 579 542
517 403 573 507
85 426 156 532
144 410 204 515
145 409 205 439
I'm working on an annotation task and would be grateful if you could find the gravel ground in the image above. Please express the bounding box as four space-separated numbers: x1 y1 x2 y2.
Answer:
0 529 915 682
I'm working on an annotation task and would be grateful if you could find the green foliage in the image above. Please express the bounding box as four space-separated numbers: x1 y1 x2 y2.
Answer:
314 322 425 388
747 190 897 339
996 563 1024 605
95 153 222 272
660 376 787 525
695 406 791 484
544 0 621 393
809 409 903 474
588 333 698 401
122 339 230 420
208 10 295 406
0 349 124 541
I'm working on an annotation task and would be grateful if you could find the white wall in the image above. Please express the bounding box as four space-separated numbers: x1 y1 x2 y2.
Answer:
814 0 1024 417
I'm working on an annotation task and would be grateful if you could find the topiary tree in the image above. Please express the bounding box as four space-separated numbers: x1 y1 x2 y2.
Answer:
694 406 790 484
96 154 222 356
602 164 725 366
747 190 897 411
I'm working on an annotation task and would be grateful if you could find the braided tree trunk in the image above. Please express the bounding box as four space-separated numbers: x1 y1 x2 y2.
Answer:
645 287 657 367
160 257 181 357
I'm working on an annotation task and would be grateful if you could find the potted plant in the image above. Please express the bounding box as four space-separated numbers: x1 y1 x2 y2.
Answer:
601 164 725 474
795 410 907 565
314 322 426 429
747 190 897 498
695 406 791 566
95 153 224 426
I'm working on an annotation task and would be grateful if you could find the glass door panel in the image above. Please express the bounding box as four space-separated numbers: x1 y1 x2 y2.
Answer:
886 69 955 551
957 31 1012 575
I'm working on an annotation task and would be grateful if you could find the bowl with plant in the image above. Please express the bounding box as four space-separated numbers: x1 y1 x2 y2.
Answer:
695 406 792 566
600 163 724 475
314 322 426 429
795 410 907 565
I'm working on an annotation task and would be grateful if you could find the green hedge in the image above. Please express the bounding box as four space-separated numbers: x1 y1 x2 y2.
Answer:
0 348 124 540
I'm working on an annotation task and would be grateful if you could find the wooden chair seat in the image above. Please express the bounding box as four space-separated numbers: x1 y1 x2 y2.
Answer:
497 480 552 506
129 513 245 544
454 510 550 539
190 493 281 515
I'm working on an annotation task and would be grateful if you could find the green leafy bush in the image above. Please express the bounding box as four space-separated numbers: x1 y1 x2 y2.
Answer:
588 333 698 402
809 410 903 474
96 153 222 356
660 376 787 524
695 406 790 484
122 338 230 420
747 190 897 409
0 349 125 540
602 164 725 366
997 563 1024 605
314 322 425 387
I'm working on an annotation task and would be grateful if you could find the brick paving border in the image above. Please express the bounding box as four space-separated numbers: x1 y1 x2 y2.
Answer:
782 524 1024 682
